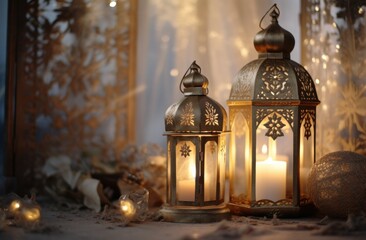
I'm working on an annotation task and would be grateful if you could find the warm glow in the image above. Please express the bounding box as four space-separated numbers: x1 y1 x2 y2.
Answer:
189 161 196 179
9 200 21 213
261 144 268 154
22 208 41 221
119 199 136 218
109 0 116 8
256 156 287 200
170 69 179 77
321 54 329 62
240 48 249 58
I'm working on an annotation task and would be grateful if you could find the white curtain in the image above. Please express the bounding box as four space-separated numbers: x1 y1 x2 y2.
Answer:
135 0 300 147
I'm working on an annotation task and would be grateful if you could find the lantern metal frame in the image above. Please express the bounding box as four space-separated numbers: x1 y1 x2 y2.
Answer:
161 61 230 223
227 5 320 217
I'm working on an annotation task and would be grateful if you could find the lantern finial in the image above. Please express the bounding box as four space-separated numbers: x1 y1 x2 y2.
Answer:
254 4 294 58
179 61 209 96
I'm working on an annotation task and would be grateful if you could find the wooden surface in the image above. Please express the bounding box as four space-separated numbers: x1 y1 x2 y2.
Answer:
1 206 366 240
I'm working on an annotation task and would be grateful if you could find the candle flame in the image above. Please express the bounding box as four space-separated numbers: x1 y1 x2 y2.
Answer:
261 144 268 154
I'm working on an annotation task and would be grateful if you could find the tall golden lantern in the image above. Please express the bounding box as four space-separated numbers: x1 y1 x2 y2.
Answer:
227 5 320 216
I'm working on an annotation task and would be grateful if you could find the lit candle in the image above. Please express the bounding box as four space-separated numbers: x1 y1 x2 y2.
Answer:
256 157 287 200
119 199 136 219
177 161 196 201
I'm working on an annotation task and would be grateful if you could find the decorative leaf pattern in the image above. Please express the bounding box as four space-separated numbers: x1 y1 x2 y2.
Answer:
180 102 195 126
205 102 219 126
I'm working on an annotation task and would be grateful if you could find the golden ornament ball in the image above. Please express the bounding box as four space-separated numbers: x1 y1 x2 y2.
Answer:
308 151 366 218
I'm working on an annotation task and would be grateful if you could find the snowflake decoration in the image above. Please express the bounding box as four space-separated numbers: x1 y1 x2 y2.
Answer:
205 102 219 126
264 113 286 140
180 142 191 158
180 102 194 126
303 114 312 139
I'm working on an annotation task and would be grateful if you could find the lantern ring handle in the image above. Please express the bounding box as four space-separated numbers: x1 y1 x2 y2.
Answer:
259 3 280 30
179 60 199 93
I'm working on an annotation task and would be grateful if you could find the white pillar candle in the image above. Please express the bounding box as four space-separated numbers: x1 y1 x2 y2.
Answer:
256 157 286 200
177 179 195 201
177 161 196 201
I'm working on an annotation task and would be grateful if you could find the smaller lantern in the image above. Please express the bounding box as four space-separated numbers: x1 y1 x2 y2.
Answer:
161 61 230 223
227 4 320 217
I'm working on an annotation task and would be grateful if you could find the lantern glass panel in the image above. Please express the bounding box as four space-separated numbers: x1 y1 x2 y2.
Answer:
219 135 227 199
300 116 314 197
204 141 218 201
255 112 293 201
176 140 197 202
230 112 251 202
167 140 171 203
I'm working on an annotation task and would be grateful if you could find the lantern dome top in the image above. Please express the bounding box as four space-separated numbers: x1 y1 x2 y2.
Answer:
165 61 227 132
228 5 320 105
254 4 295 58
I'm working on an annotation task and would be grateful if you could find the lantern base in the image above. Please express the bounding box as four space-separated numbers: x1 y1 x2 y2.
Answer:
227 202 316 218
161 204 231 223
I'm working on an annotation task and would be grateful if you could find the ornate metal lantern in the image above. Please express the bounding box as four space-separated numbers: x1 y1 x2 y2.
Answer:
161 61 230 222
227 5 320 216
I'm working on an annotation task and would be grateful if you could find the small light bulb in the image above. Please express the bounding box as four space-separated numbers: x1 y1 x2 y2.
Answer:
119 199 136 218
9 200 21 213
109 0 117 8
22 208 41 221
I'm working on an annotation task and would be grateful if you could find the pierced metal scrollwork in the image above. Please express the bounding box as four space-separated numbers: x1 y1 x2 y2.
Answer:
257 62 293 99
229 61 260 100
293 65 318 101
256 109 294 130
166 103 178 126
264 113 286 140
252 199 293 207
300 109 316 139
180 102 195 126
205 102 219 126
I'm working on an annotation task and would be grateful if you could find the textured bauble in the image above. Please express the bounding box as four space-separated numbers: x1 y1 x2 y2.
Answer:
308 151 366 218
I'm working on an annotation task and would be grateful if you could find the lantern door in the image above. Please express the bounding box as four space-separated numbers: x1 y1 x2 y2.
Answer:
254 108 294 204
169 137 199 205
167 135 225 207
